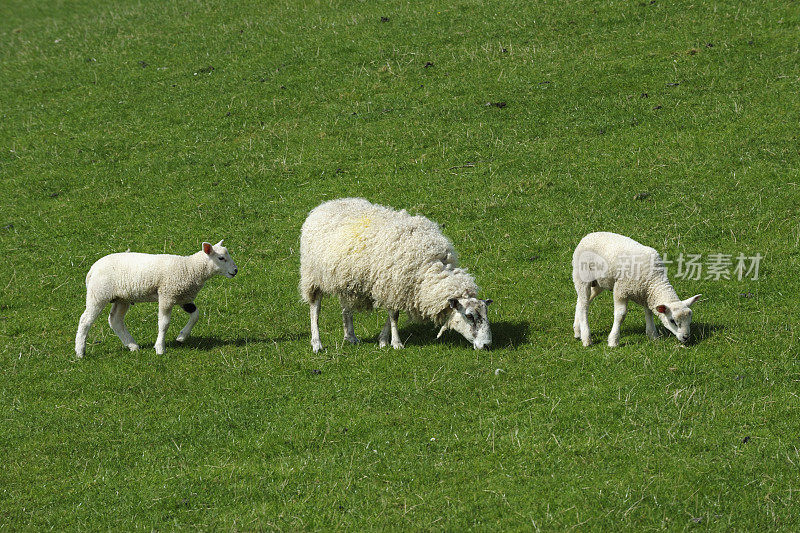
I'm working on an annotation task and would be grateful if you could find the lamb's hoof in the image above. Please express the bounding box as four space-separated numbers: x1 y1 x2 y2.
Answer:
128 343 140 351
582 339 592 347
176 335 186 343
608 340 619 348
75 351 84 359
311 339 323 353
391 341 404 350
379 338 389 348
344 335 359 345
155 345 165 355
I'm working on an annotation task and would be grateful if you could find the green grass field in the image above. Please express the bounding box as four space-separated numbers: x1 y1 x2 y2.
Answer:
2 0 799 529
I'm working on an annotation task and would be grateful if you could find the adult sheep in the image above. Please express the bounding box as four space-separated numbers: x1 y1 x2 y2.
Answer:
300 198 492 352
75 240 238 357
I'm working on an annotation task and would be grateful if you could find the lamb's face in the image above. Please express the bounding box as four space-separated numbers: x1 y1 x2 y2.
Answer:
203 240 239 278
438 297 493 350
656 295 701 344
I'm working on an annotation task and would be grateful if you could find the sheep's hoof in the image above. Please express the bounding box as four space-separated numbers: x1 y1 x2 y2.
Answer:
176 335 187 343
391 341 404 350
379 338 390 348
128 343 140 351
607 340 619 348
582 339 592 347
311 340 323 353
75 351 84 359
344 335 359 345
155 346 165 355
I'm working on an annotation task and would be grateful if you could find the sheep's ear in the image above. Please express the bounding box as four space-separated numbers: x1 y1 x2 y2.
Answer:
684 294 702 307
215 239 224 247
437 325 448 338
202 242 213 255
656 304 668 314
449 298 459 309
484 299 493 306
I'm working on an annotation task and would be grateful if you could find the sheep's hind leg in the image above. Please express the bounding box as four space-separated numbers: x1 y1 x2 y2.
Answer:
574 282 592 346
608 294 628 347
108 302 139 351
75 298 107 357
341 306 359 345
176 303 199 343
154 300 173 355
309 292 323 353
379 315 391 348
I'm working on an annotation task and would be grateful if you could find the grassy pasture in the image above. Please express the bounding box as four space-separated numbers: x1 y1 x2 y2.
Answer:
1 0 799 529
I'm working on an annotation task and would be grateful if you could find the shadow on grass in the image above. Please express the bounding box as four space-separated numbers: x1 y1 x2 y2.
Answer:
173 333 306 350
581 320 725 347
363 320 529 350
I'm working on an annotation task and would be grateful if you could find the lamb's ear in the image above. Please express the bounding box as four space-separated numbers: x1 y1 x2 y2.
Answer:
437 325 448 338
449 298 459 309
484 299 493 306
215 239 224 247
683 294 702 307
656 304 668 314
202 242 213 255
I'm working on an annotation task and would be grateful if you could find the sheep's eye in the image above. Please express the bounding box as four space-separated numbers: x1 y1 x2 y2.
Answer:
465 314 475 323
218 256 227 262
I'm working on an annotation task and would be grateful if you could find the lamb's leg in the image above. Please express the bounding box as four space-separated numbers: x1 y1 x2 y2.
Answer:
176 303 199 343
644 307 659 339
388 310 403 349
75 298 106 358
108 302 139 351
608 295 628 347
309 292 323 353
574 282 592 346
379 315 391 348
154 300 173 355
342 306 359 344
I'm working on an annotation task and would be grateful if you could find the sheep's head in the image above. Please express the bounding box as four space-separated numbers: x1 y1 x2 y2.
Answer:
655 294 701 343
203 240 238 278
438 297 492 350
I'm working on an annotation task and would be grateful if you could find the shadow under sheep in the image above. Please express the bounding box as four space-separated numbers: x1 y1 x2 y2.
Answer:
364 320 529 350
584 320 724 346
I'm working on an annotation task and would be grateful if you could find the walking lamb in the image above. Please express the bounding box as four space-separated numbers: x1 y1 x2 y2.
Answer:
75 240 238 357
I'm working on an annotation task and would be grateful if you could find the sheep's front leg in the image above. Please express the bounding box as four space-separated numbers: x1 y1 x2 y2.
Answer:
342 306 359 345
176 303 199 343
644 307 659 340
75 299 107 358
388 310 403 349
108 302 139 351
309 292 323 353
154 300 174 355
608 296 628 347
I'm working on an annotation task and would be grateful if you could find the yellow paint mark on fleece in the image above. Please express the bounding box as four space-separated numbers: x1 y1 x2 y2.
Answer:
342 215 372 253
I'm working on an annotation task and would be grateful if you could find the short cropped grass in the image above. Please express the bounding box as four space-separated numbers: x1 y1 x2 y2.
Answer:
1 0 799 529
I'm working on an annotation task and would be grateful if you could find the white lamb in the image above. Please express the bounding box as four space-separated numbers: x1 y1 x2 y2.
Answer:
572 232 701 347
300 198 492 352
75 241 238 357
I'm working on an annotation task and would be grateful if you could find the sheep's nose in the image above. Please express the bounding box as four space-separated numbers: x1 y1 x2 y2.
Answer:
233 267 238 276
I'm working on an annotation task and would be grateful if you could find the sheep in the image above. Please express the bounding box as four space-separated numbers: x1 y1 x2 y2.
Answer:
299 198 492 352
572 232 701 347
75 240 238 357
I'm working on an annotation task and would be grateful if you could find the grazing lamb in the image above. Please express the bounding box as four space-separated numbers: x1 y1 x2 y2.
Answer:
75 240 238 357
300 198 492 352
572 232 701 347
